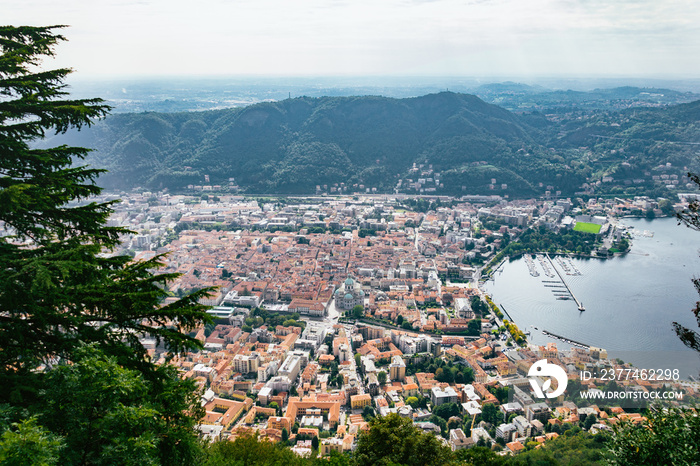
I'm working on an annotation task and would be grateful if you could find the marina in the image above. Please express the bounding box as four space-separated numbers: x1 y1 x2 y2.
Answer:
483 218 700 378
546 253 585 311
524 254 539 277
628 228 655 238
537 254 556 278
555 255 582 275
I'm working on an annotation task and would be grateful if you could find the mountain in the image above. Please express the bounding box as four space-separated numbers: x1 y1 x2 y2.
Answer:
49 92 546 194
475 86 700 112
44 91 700 197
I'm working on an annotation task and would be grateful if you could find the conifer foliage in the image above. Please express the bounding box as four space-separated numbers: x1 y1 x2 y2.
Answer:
0 26 212 464
675 173 700 352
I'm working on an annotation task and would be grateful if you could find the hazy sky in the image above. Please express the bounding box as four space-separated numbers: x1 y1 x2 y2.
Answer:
4 0 700 78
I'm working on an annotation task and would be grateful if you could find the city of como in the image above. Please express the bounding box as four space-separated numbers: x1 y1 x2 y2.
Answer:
3 3 700 465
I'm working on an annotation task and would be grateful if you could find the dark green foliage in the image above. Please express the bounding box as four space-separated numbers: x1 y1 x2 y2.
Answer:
470 295 489 315
362 406 376 422
351 305 364 319
197 410 616 466
509 431 607 466
435 367 454 384
454 446 506 465
357 229 377 238
427 414 448 438
353 413 453 466
489 386 511 405
0 412 63 466
37 345 205 465
432 402 460 421
205 433 309 466
583 414 597 431
675 173 700 353
502 227 597 257
480 403 503 426
205 433 353 466
39 83 700 198
0 23 212 374
0 26 111 244
606 405 700 466
0 25 212 465
467 318 482 335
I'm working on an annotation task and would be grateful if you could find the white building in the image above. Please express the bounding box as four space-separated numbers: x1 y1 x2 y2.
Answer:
258 386 272 406
267 376 292 393
513 415 532 437
278 354 303 382
431 385 458 406
302 322 330 345
496 423 517 442
454 297 474 319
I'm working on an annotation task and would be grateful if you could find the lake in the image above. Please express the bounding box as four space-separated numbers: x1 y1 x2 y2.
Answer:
484 217 700 379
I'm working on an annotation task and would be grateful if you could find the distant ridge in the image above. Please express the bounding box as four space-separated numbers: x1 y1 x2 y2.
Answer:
46 91 700 196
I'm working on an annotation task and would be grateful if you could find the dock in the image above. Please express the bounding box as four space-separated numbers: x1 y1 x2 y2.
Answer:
542 329 590 349
546 253 585 311
500 304 515 322
487 257 508 280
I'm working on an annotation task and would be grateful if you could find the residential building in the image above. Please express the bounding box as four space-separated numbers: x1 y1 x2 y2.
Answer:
431 385 458 406
389 355 406 382
350 393 372 410
449 428 475 451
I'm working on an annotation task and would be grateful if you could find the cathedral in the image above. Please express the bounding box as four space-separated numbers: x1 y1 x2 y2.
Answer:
334 276 366 310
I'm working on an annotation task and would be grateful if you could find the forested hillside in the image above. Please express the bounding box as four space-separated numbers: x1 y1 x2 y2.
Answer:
46 92 700 197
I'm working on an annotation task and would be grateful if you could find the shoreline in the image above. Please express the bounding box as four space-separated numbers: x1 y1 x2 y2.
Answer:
482 217 700 380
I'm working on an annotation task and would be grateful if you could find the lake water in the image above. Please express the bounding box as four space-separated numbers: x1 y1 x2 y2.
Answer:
484 217 700 379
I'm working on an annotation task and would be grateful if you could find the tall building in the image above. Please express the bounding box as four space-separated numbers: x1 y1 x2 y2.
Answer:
232 353 260 374
389 355 406 382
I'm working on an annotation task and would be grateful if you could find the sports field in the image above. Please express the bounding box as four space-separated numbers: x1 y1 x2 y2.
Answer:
573 222 602 234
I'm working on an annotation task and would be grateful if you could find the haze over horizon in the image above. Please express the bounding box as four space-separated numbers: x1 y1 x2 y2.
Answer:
4 0 700 80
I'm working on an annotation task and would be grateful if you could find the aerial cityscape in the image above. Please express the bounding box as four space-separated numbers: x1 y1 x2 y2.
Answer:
89 186 700 456
3 0 700 462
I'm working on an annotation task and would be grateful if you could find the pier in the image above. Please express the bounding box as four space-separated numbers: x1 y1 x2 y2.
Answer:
546 253 585 311
500 304 515 322
491 257 508 275
542 329 590 349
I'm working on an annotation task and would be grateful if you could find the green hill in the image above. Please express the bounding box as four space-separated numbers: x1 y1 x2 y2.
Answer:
45 92 545 195
45 92 700 197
